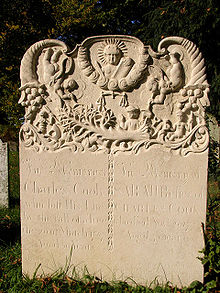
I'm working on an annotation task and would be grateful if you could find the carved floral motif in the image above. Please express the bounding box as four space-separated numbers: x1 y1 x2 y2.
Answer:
19 36 209 155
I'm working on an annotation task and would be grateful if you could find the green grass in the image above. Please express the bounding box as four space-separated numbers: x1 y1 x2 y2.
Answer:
0 241 218 292
8 149 20 207
0 149 219 292
0 206 20 245
0 241 217 293
200 181 220 288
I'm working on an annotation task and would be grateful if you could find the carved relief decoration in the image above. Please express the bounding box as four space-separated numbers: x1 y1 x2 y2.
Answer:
19 36 209 155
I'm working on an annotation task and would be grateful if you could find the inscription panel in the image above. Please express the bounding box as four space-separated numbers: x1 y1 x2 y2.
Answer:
113 148 208 284
20 146 208 286
20 147 109 275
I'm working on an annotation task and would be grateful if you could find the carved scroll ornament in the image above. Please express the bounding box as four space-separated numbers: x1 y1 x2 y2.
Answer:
19 35 209 155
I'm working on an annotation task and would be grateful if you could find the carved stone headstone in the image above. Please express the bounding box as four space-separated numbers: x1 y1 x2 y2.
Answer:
0 139 8 207
19 35 209 286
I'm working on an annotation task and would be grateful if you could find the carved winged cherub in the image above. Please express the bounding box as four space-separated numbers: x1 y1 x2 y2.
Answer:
78 37 149 109
147 49 184 112
95 40 134 109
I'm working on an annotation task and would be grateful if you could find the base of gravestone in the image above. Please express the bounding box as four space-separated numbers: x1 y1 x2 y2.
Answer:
20 144 208 287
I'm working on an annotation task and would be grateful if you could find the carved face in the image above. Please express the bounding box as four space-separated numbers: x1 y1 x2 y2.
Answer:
127 107 140 119
169 52 180 64
104 44 121 65
163 120 171 130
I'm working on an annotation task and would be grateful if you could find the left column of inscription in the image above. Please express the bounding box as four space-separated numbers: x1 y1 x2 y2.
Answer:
20 147 109 276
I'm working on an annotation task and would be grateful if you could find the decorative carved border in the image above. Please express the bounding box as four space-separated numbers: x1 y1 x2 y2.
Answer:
19 36 210 156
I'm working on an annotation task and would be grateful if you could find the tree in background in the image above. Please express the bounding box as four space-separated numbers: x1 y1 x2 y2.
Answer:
1 0 219 141
0 0 55 140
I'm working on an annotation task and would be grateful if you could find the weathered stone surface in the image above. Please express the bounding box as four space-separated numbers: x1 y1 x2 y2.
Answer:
19 35 209 286
0 139 8 207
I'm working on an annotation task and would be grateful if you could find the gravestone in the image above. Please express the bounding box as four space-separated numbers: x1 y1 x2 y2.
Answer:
0 139 8 207
19 35 210 286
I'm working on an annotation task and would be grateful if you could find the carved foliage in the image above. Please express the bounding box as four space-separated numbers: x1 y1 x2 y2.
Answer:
19 36 209 155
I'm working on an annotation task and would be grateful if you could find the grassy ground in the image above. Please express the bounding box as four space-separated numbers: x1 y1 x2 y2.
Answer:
8 149 20 207
0 149 219 292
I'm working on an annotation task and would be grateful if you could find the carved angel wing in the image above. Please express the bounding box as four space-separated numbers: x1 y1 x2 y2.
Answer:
19 39 76 116
20 39 71 88
158 37 209 107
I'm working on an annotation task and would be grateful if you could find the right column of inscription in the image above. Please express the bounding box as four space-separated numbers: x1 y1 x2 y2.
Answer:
19 34 210 287
113 148 208 286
